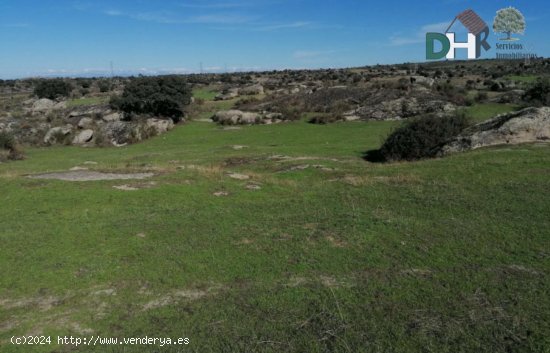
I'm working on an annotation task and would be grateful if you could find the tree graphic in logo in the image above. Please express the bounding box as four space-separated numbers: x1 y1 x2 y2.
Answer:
493 7 526 41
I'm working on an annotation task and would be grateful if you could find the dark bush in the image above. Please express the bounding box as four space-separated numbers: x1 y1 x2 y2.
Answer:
523 78 550 106
0 131 24 161
475 91 488 102
308 115 344 124
110 76 192 122
98 80 111 93
378 113 470 161
34 79 72 99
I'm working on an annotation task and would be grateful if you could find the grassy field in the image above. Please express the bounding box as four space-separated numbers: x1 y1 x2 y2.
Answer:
463 103 521 123
507 75 539 84
1 104 549 352
193 88 219 101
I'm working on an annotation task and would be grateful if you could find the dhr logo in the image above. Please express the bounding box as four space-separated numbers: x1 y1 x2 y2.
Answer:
426 9 491 60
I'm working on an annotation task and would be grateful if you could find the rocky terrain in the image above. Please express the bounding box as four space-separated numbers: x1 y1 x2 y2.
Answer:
440 107 550 155
1 58 549 153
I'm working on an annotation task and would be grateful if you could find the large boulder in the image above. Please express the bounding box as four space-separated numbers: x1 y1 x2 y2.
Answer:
72 129 94 145
213 110 260 125
102 112 122 122
32 99 55 114
497 90 526 104
145 118 174 134
54 101 67 110
212 110 288 125
440 107 550 155
410 76 435 87
240 84 264 95
78 117 94 129
214 88 239 101
100 121 140 146
44 125 73 145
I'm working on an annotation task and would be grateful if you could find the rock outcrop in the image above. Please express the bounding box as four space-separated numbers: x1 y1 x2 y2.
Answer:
212 110 285 125
32 99 55 114
348 97 455 121
145 118 174 134
440 107 550 155
215 88 239 101
240 84 264 95
44 125 73 145
72 129 94 145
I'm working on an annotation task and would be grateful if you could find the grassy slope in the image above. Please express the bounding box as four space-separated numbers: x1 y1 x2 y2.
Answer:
464 103 521 123
193 88 219 101
1 111 549 352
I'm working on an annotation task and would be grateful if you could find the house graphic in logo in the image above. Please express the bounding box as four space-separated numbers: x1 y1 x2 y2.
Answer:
426 9 491 60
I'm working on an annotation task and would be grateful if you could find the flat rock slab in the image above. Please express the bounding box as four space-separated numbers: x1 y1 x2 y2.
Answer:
227 173 250 180
28 171 154 182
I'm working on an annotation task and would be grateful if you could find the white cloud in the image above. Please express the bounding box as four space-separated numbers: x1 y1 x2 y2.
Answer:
258 21 312 31
388 20 473 46
389 21 449 46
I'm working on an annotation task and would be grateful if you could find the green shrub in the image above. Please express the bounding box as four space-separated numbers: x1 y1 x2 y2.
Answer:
34 79 72 100
523 78 550 106
0 131 24 161
98 80 111 93
278 107 302 121
111 76 192 122
379 113 470 161
0 131 16 150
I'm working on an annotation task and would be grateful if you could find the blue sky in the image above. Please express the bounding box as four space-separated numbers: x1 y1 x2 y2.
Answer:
0 0 548 78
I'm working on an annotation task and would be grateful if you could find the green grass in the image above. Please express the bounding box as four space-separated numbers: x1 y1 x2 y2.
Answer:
66 96 110 108
463 103 521 123
193 88 218 101
507 75 539 84
1 114 549 352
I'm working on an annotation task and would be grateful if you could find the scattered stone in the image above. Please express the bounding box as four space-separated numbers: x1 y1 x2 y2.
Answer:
113 185 139 191
142 289 210 311
213 191 230 197
72 129 94 145
290 164 310 171
227 173 250 180
92 289 116 296
245 184 262 190
136 233 147 238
